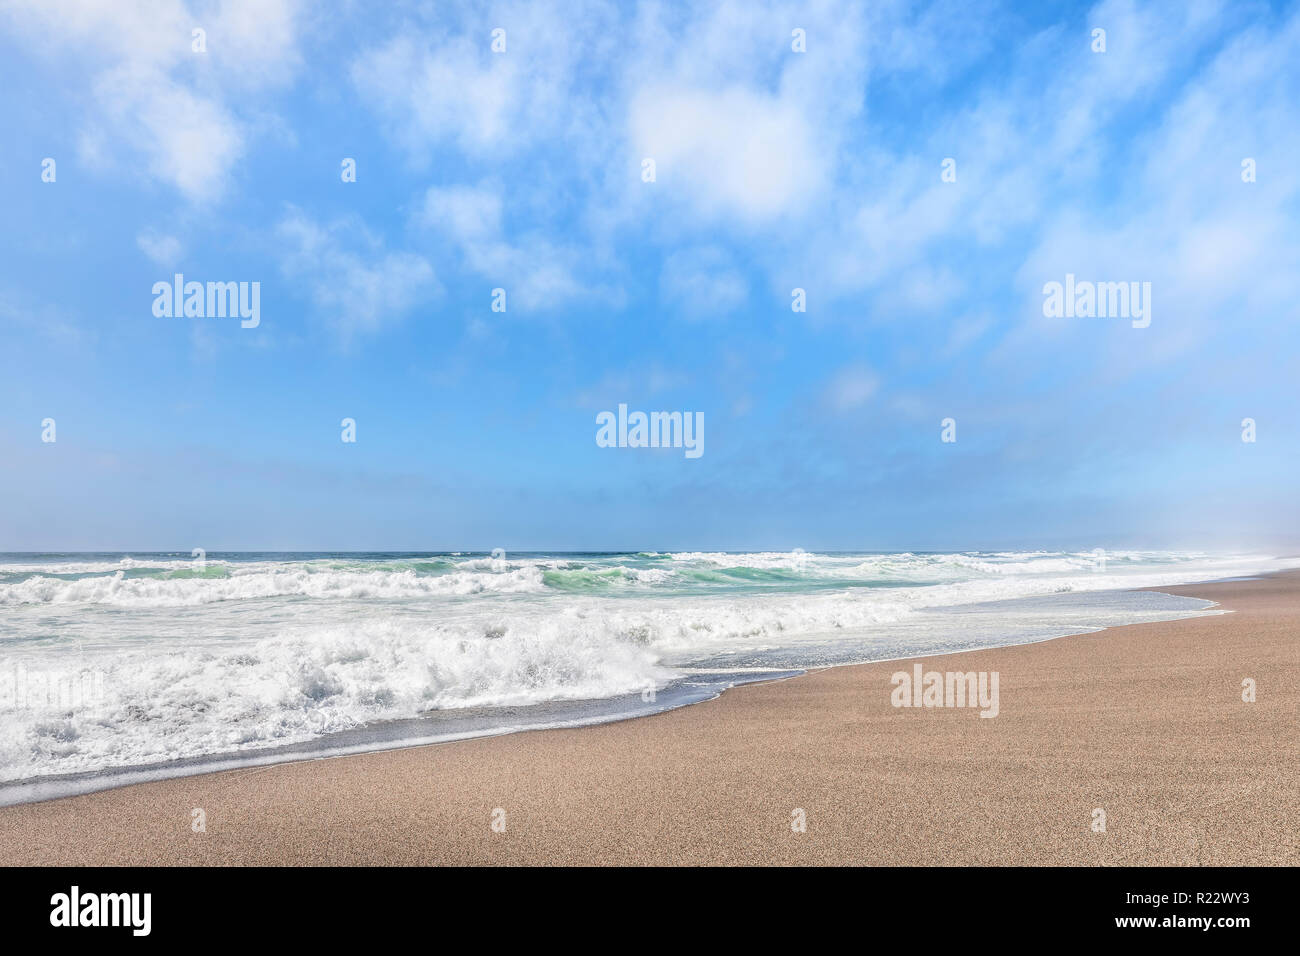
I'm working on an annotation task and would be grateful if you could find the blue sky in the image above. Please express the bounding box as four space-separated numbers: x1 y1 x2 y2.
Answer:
1 0 1297 552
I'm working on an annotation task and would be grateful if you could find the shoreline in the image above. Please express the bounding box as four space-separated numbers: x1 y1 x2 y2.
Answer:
0 584 1221 808
1 570 1296 865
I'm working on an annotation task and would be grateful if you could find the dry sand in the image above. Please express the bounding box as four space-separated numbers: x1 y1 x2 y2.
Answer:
1 572 1297 866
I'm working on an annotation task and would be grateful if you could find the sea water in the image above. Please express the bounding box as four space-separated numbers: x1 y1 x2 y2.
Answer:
0 549 1291 804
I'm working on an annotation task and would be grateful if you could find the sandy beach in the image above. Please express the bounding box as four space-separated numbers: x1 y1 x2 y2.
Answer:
1 571 1296 866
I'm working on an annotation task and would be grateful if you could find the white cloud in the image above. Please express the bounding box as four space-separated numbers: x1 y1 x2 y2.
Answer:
630 85 825 223
136 231 184 267
91 65 246 201
1006 4 1300 375
418 185 503 244
824 364 880 411
2 0 302 202
616 1 869 230
277 210 439 336
659 247 748 317
787 0 1289 329
351 2 874 298
351 35 516 157
417 183 613 312
350 2 615 162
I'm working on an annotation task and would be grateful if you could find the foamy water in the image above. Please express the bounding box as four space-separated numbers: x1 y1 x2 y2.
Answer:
0 549 1292 794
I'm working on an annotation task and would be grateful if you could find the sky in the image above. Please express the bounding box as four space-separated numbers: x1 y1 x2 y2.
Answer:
0 0 1297 552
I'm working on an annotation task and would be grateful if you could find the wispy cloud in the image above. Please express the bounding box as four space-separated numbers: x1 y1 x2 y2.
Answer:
277 208 438 338
136 231 184 268
3 0 302 201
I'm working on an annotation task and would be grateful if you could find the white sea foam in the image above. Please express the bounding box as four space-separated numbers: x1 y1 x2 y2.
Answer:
0 565 549 606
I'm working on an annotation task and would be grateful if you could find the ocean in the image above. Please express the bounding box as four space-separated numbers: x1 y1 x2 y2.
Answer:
0 549 1293 803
